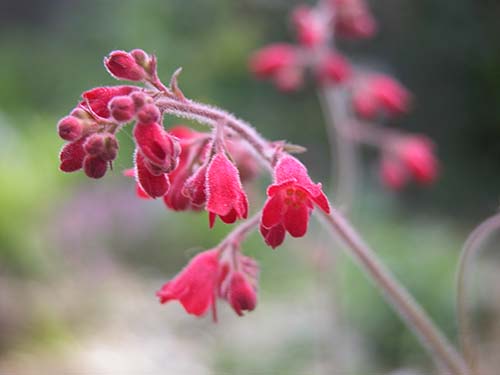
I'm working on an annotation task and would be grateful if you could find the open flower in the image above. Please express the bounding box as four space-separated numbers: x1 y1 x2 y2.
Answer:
260 155 330 249
206 153 249 228
156 250 219 317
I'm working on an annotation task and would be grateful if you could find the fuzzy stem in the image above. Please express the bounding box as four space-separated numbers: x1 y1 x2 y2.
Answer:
156 96 274 170
218 212 261 251
456 212 500 374
319 208 468 375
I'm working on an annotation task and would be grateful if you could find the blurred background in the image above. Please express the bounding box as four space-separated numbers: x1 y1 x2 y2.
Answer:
0 0 499 373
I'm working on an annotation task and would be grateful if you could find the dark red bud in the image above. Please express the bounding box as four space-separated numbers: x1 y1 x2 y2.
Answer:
83 155 108 179
101 134 119 161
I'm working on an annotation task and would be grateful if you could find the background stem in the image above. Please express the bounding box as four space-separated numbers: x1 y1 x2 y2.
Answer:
456 212 500 375
318 86 358 211
319 208 468 375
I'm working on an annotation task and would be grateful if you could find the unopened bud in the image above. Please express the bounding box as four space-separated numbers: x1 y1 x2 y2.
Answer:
57 116 83 141
227 272 257 316
83 155 108 179
104 50 147 81
137 104 161 124
130 49 150 69
109 95 136 122
101 134 119 161
84 134 105 156
130 91 151 109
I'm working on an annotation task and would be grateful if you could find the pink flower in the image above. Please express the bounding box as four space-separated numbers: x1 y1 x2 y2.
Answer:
104 50 148 82
249 44 297 79
371 75 411 116
156 250 219 317
380 136 439 190
352 75 410 118
397 136 438 184
260 156 330 249
206 153 249 228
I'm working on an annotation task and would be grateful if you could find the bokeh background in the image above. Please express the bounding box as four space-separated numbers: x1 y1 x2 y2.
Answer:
1 0 500 374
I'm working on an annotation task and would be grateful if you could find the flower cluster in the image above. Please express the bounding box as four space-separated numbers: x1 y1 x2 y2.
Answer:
57 48 331 319
249 0 438 191
156 247 259 320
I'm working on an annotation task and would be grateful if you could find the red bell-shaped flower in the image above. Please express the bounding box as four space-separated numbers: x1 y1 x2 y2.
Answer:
156 249 219 317
206 153 249 228
260 155 330 249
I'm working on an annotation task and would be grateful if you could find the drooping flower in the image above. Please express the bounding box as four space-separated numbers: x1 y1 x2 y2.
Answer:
156 250 219 317
206 153 249 228
226 272 258 316
134 150 170 198
260 155 330 249
133 122 180 173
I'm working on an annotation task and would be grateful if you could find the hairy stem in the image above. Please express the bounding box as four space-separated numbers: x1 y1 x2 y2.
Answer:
218 212 261 251
456 212 500 374
319 208 468 375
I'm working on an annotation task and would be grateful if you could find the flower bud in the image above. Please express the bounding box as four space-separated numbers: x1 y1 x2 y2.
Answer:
227 272 257 316
83 133 105 156
130 91 151 109
83 155 108 179
133 122 180 172
57 116 83 141
109 95 136 122
101 134 119 161
130 49 150 68
135 150 170 198
59 139 86 172
104 50 147 81
137 104 161 124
